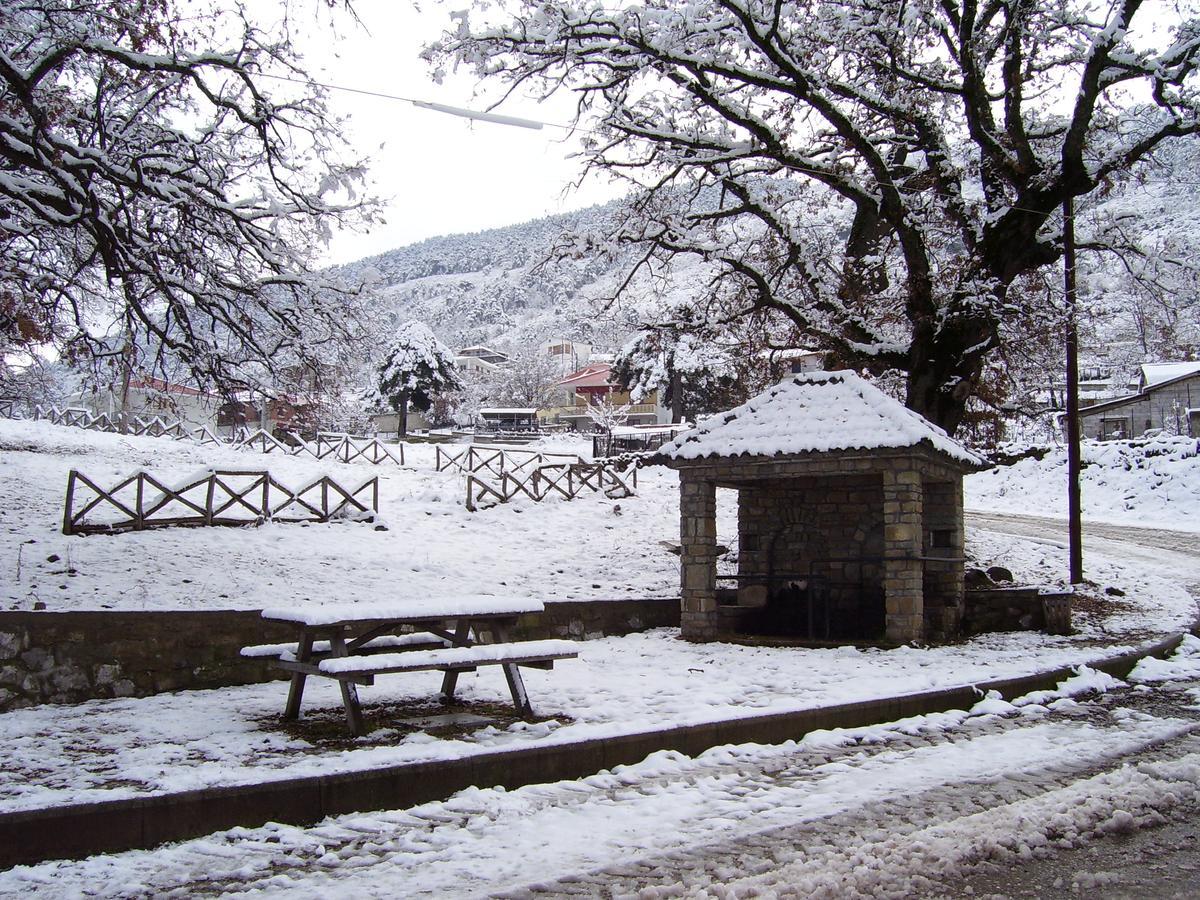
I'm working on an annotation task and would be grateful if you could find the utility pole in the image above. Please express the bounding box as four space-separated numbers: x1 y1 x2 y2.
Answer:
1063 196 1084 584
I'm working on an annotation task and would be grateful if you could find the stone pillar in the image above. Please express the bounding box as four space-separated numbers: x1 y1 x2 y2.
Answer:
679 474 719 641
882 468 923 644
922 478 966 640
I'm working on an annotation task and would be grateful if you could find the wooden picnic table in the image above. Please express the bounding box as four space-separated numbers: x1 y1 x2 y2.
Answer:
244 597 577 736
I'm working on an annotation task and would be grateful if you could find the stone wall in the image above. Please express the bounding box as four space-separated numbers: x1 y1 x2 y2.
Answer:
962 587 1073 636
0 599 680 712
671 448 970 644
736 474 886 640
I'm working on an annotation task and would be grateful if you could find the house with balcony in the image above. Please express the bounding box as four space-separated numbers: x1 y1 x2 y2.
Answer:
544 362 670 430
454 345 510 375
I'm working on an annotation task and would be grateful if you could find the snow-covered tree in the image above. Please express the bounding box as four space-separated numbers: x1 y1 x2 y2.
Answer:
584 395 631 433
0 0 374 396
614 308 738 422
375 321 461 437
429 0 1200 435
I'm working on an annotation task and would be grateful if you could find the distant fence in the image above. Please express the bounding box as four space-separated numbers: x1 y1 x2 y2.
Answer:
592 427 686 459
465 461 636 512
233 430 405 466
63 469 379 535
435 444 580 478
0 403 404 466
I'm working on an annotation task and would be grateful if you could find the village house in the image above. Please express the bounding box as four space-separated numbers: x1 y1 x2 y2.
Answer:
71 376 219 430
1075 361 1200 439
543 361 671 430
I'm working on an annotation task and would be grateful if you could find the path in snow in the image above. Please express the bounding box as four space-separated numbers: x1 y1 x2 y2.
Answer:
5 668 1200 898
967 510 1200 599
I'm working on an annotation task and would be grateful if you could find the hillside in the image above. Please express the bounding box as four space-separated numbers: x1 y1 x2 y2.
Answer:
338 201 646 354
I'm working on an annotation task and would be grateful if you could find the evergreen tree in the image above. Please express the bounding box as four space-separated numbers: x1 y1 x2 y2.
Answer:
376 322 460 437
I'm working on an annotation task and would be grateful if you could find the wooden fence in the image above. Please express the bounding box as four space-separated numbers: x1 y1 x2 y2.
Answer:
436 444 580 478
63 469 379 535
2 404 404 467
465 461 637 512
232 430 405 466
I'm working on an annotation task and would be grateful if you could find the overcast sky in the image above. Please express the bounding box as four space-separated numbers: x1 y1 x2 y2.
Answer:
269 0 623 266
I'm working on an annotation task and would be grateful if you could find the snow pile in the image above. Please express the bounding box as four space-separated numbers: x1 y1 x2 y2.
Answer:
967 436 1200 530
658 371 983 464
1127 634 1200 684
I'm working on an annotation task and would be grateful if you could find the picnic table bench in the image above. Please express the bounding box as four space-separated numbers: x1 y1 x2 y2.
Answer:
244 596 578 736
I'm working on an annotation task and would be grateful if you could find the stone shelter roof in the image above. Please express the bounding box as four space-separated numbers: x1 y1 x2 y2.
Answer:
655 370 984 468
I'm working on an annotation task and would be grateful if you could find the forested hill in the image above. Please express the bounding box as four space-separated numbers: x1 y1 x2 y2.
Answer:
337 200 643 353
334 140 1200 393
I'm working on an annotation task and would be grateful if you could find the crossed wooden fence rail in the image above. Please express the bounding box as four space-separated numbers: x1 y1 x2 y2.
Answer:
63 469 380 536
465 461 637 512
231 429 405 466
435 444 580 478
1 403 404 466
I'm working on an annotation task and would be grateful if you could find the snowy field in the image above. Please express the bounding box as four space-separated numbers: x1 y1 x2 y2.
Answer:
0 419 1198 815
966 435 1200 531
4 420 1198 614
0 419 686 612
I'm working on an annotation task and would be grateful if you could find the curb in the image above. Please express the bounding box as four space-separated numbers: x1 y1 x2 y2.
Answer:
0 631 1186 870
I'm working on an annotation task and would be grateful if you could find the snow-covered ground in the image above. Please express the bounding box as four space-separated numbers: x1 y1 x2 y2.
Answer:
4 644 1200 898
966 436 1200 531
5 420 1197 614
0 419 685 612
1 419 1198 819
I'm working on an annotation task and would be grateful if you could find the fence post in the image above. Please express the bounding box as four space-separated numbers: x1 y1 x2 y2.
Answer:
322 477 329 521
205 474 216 525
135 473 145 529
62 470 77 535
466 475 476 513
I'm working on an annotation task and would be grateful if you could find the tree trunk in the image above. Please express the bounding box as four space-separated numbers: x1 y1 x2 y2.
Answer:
398 392 409 438
669 370 684 424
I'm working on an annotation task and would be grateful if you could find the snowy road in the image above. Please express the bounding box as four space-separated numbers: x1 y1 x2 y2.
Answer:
967 510 1200 596
967 510 1199 558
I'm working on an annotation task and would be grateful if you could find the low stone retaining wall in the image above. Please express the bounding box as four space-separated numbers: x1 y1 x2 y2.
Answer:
0 599 680 711
963 586 1073 635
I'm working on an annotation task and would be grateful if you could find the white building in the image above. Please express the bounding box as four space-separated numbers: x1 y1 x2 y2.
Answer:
541 338 593 375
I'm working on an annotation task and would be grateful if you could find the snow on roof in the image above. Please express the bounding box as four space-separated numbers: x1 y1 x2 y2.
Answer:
657 370 983 466
128 377 214 398
479 407 538 415
1140 362 1200 388
557 362 614 389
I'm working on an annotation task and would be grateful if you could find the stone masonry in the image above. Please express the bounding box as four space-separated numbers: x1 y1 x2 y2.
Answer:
0 599 680 712
667 448 972 645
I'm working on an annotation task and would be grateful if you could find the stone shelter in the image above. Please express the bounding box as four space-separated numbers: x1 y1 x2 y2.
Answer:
654 371 985 645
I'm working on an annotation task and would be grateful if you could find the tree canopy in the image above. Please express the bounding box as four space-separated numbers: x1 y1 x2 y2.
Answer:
429 0 1200 434
1 0 373 396
376 320 461 427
